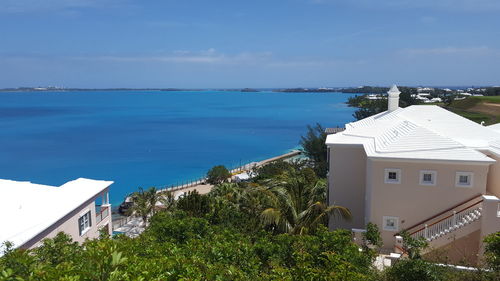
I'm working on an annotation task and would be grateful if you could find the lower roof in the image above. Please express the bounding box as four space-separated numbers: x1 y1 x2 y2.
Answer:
0 178 113 250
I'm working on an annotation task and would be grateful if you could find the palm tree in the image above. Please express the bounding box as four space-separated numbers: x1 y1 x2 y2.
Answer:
260 168 351 235
128 187 161 226
158 190 175 211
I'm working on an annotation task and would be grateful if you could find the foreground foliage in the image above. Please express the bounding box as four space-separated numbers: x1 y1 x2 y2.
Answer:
0 218 375 281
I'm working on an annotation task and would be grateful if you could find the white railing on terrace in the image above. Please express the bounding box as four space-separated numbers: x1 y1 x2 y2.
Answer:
112 216 133 230
408 198 483 242
96 206 110 224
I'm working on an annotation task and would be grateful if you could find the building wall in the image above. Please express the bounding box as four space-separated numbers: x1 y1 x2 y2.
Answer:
21 189 112 249
479 195 500 259
366 160 489 249
328 144 367 230
485 153 500 197
424 230 481 266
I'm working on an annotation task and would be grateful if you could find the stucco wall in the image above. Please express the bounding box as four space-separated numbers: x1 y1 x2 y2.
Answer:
485 153 500 197
479 195 500 259
424 230 481 266
366 160 489 249
21 189 111 249
328 144 367 230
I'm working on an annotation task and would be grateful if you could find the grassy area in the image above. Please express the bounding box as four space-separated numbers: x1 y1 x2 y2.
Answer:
446 96 500 125
475 95 500 103
448 108 498 125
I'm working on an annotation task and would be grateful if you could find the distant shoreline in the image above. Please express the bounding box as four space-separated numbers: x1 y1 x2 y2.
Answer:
0 88 356 94
2 85 493 93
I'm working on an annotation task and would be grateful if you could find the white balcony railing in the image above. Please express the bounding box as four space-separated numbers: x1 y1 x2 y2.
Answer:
409 200 482 242
96 206 110 224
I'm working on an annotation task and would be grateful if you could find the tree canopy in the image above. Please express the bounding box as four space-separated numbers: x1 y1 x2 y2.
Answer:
300 123 328 177
207 165 231 185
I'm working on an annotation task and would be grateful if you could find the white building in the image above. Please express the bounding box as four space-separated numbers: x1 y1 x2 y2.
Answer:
0 178 113 251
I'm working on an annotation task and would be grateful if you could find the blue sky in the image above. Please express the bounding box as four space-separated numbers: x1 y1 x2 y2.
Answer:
0 0 499 88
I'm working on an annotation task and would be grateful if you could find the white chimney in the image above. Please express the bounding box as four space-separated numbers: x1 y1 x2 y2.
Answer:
387 85 401 112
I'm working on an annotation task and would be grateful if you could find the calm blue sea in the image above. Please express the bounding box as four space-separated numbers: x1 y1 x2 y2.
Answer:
0 90 356 204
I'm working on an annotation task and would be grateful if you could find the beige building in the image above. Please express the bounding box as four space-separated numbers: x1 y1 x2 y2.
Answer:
326 85 500 264
0 178 113 251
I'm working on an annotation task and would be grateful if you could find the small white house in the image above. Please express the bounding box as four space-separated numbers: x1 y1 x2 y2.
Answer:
0 178 113 251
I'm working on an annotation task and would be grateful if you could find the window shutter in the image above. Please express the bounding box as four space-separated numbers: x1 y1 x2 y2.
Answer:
78 217 83 235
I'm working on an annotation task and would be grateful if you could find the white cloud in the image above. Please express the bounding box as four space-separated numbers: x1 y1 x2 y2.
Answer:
1 49 355 70
69 49 274 65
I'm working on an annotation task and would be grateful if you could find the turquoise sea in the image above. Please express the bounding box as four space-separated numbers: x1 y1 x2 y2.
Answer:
0 90 356 204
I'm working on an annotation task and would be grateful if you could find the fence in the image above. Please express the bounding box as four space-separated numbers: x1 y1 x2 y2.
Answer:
156 159 262 193
96 206 110 224
112 216 133 230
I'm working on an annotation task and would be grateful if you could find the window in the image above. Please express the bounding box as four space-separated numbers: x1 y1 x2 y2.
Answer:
78 211 92 236
384 169 401 184
383 216 399 231
455 172 473 188
419 170 437 186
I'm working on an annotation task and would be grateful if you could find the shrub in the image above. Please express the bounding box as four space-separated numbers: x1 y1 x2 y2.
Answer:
483 231 500 271
207 165 231 184
176 190 211 217
385 259 443 281
146 212 210 243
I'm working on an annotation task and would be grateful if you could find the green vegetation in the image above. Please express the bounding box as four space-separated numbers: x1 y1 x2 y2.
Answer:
483 87 500 97
446 96 500 125
476 95 500 103
484 232 500 271
127 187 174 225
206 165 231 184
300 123 328 177
342 86 390 94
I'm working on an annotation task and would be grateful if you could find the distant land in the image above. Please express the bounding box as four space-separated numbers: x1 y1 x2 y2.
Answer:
0 85 498 93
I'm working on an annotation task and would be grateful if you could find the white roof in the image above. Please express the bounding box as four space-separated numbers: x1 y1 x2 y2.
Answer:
327 105 500 163
0 178 112 249
489 123 500 133
234 172 251 180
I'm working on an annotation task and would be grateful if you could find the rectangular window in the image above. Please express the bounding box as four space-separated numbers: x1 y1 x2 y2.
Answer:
383 216 399 231
455 172 473 188
78 211 92 236
419 170 437 186
384 169 401 184
459 175 469 184
423 174 432 182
